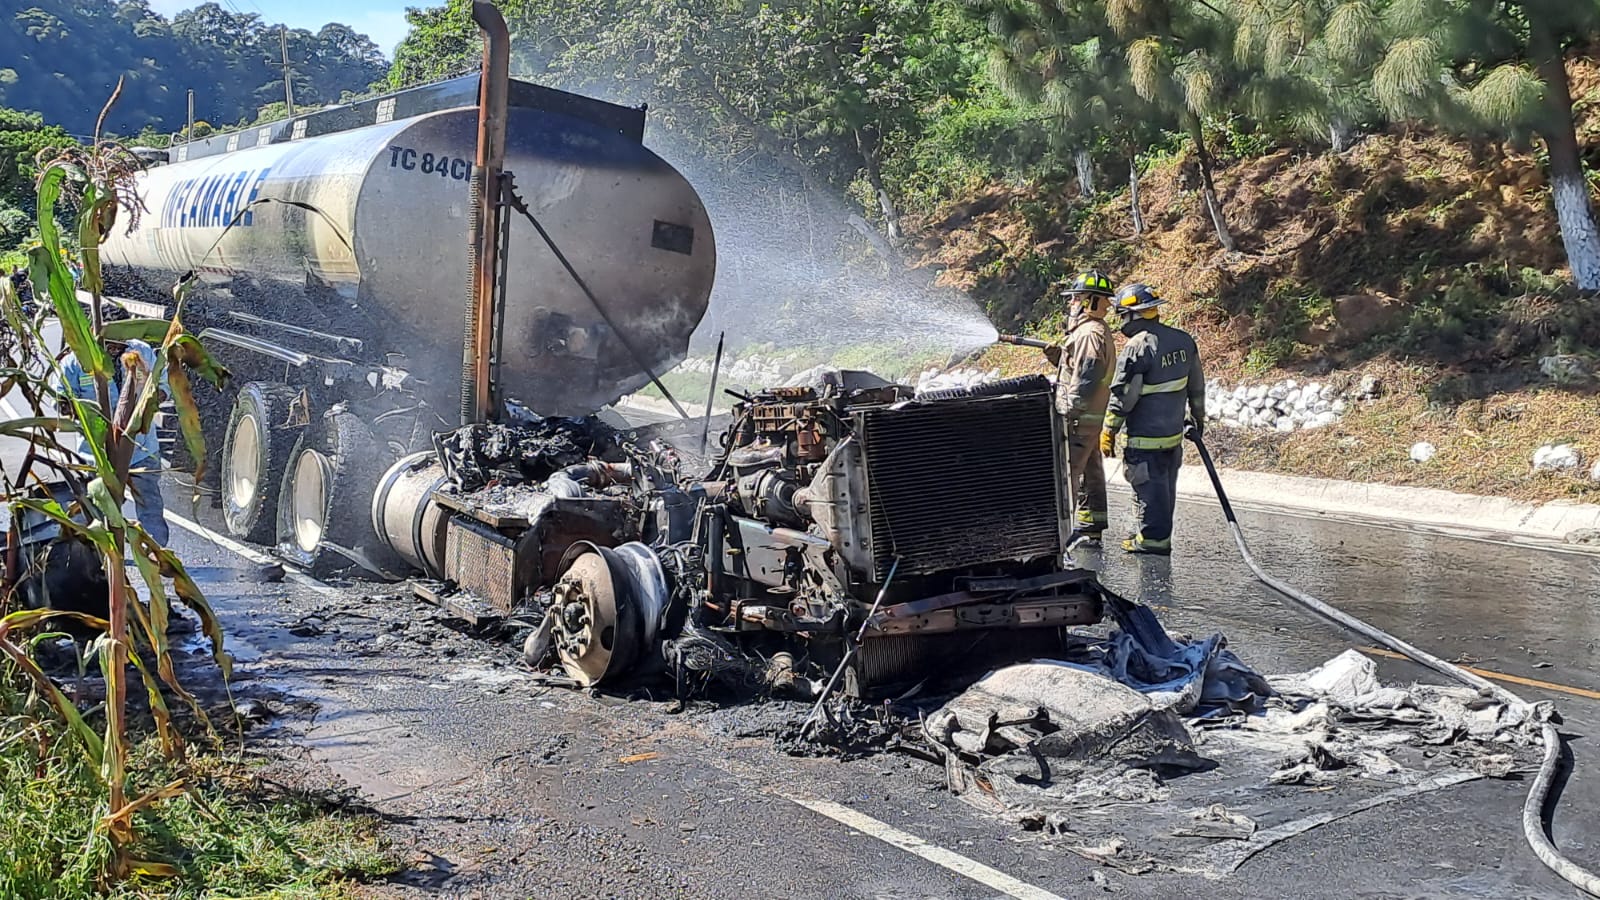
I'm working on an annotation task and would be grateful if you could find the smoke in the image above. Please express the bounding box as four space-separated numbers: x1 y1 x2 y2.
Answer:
504 47 1002 382
661 143 1000 370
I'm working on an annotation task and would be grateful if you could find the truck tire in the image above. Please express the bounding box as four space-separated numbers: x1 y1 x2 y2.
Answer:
276 412 401 577
220 382 303 543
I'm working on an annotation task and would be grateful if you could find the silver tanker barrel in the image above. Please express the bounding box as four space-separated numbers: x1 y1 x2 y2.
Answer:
99 84 715 574
101 104 715 415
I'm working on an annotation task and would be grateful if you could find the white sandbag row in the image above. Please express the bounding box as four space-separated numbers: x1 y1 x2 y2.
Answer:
1204 379 1348 433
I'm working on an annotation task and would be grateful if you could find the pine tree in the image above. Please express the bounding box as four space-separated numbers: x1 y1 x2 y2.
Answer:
1107 0 1249 250
1226 0 1385 151
978 0 1171 226
1368 0 1600 290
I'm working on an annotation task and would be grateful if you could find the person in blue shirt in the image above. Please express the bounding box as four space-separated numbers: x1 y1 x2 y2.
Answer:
56 338 170 546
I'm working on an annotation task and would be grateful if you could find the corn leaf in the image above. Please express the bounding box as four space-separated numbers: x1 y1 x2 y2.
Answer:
160 329 232 489
0 277 34 354
0 416 79 437
79 401 118 493
101 319 177 345
124 859 182 879
142 532 232 680
97 622 133 818
77 192 116 297
86 476 127 529
126 347 162 442
104 779 186 853
125 641 182 759
16 498 116 554
131 534 213 739
165 359 207 484
165 333 230 390
31 164 110 380
0 609 106 766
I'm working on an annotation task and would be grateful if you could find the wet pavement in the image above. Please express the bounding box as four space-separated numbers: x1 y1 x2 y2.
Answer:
159 477 1600 899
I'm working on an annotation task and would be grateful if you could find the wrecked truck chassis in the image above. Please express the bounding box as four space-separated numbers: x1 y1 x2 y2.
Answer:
868 570 1103 635
376 372 1109 697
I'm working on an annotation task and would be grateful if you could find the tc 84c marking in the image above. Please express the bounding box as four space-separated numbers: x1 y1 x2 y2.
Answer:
388 145 472 181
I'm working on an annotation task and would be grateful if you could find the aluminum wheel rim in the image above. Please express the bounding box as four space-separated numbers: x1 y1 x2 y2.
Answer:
291 449 328 553
228 413 260 510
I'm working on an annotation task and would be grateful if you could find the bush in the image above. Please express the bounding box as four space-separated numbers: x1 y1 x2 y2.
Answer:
888 92 1060 213
1511 266 1570 297
0 206 29 242
1244 338 1293 375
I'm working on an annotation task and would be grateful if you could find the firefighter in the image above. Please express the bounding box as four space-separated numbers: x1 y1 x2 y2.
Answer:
1043 270 1116 541
56 338 171 547
1100 283 1204 555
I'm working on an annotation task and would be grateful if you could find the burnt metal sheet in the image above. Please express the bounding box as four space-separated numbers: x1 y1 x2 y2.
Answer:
849 628 1070 697
870 597 1100 636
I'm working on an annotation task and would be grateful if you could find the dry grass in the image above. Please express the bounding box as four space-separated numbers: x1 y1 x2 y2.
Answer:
1207 362 1600 504
967 344 1600 503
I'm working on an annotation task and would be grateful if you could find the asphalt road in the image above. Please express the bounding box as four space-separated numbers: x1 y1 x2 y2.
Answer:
151 471 1600 900
9 312 1592 896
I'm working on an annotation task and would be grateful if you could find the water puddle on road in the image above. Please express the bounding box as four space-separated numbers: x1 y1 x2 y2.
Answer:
443 665 530 688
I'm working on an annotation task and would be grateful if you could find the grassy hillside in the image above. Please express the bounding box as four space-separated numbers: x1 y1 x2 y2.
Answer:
908 61 1600 505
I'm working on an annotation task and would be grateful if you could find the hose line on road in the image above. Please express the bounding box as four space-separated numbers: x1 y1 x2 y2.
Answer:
1189 434 1600 898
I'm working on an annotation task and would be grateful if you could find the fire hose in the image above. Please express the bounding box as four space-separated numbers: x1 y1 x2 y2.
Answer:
1188 432 1600 897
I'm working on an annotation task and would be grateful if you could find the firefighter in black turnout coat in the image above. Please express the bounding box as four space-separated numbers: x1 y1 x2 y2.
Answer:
1100 283 1205 555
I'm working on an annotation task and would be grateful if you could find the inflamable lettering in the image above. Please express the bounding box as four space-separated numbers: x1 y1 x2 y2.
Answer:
387 145 472 182
162 167 272 229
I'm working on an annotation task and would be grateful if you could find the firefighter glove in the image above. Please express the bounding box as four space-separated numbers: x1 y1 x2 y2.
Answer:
1100 428 1117 458
1185 421 1203 443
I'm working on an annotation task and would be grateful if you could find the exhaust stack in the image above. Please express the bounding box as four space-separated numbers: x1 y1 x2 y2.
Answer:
462 0 510 425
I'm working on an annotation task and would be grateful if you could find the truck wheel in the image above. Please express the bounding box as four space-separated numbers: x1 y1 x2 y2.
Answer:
276 412 400 577
220 382 303 543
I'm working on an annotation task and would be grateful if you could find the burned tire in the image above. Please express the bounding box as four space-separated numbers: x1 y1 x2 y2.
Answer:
220 382 304 543
276 412 399 577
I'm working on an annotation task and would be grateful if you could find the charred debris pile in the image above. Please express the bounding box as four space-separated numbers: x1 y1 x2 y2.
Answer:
380 369 1542 869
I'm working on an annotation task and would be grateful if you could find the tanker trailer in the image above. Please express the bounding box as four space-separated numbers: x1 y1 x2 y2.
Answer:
100 71 715 573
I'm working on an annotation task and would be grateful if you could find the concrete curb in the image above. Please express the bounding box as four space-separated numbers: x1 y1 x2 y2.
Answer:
1105 460 1600 549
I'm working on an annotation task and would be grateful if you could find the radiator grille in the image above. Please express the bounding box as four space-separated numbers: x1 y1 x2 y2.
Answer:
444 517 520 612
858 389 1061 578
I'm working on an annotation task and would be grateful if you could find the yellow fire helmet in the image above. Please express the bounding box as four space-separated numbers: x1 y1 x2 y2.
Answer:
1063 270 1114 297
1114 282 1166 312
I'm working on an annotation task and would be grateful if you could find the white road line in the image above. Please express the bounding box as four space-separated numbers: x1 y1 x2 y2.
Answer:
166 511 341 596
783 795 1067 900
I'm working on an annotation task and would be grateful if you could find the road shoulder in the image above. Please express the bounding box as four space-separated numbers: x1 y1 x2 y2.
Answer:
1106 459 1600 549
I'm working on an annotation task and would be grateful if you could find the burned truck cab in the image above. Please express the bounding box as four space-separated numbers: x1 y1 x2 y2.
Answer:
545 372 1106 697
384 369 1108 697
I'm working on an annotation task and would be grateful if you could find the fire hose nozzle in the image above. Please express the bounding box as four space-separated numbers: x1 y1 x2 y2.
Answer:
998 334 1052 349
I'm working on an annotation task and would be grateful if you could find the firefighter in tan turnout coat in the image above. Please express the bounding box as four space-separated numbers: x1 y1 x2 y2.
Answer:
1043 271 1116 541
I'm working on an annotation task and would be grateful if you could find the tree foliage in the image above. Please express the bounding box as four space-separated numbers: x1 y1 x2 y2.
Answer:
377 0 1600 284
387 0 985 240
0 1 387 137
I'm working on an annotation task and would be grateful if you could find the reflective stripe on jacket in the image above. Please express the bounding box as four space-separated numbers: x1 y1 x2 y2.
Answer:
1055 316 1113 430
1105 318 1204 450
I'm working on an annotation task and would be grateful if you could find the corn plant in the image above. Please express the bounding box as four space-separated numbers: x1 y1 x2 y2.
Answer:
0 82 233 881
